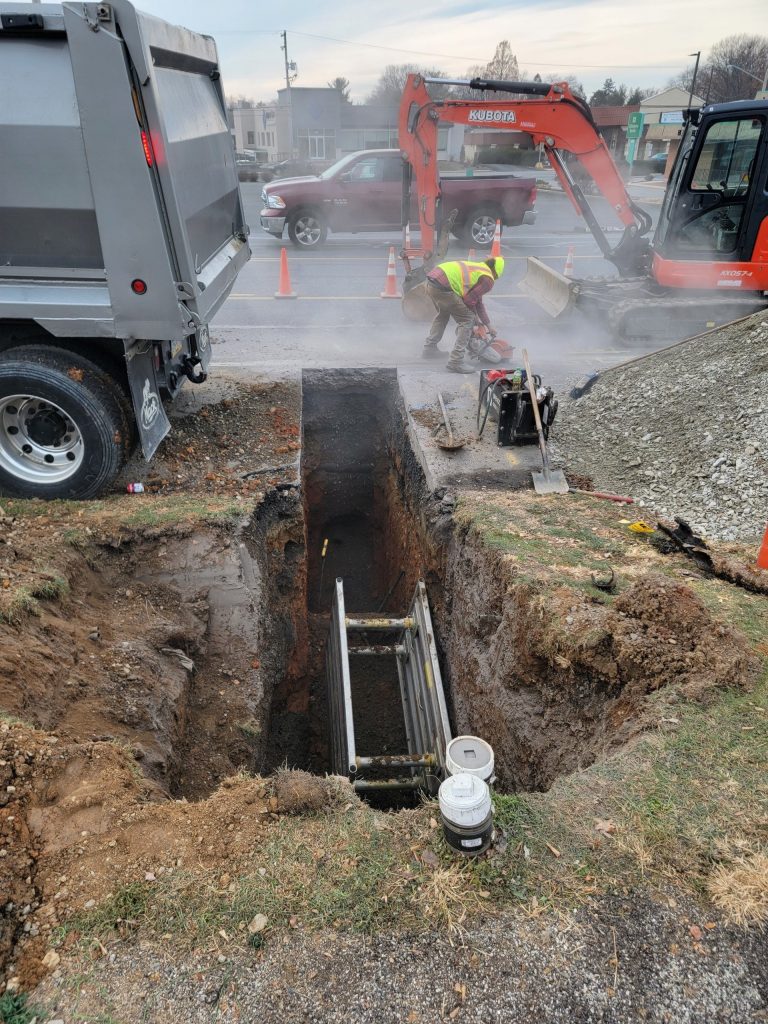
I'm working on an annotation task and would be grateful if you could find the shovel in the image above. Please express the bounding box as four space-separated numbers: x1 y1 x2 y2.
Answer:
434 392 466 451
522 349 568 494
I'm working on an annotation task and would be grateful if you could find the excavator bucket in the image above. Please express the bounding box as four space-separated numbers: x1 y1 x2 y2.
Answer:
399 276 436 319
400 209 459 322
519 257 577 318
402 274 436 322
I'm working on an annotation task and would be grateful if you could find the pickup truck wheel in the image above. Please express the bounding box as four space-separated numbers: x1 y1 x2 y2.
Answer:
0 347 127 499
287 210 328 248
462 206 502 249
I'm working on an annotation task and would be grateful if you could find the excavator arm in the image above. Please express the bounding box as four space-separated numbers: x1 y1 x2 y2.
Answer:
398 74 653 276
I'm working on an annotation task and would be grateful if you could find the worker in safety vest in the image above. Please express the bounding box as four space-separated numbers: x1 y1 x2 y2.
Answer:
423 257 505 373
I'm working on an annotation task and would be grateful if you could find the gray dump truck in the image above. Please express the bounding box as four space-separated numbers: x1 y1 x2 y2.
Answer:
0 1 250 498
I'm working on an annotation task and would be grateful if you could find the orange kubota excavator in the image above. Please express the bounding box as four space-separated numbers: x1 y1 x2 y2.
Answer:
398 74 768 338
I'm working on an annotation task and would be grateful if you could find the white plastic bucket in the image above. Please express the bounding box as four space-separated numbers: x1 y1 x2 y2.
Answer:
445 736 495 784
438 772 493 855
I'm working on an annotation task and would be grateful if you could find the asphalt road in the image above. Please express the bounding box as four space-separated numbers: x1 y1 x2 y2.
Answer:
210 180 668 387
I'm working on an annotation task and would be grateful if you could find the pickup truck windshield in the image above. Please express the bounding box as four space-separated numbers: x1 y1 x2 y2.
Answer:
318 152 372 180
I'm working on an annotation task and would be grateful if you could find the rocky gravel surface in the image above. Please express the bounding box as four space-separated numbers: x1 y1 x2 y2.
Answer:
551 312 768 542
34 895 768 1023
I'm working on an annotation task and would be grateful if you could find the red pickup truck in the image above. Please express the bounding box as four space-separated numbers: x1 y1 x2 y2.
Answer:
259 149 536 249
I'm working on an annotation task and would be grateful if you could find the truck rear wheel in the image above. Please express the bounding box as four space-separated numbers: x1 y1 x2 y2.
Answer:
287 210 328 248
0 346 128 500
462 205 502 249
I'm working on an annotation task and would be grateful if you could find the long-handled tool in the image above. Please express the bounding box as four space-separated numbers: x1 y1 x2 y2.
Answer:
522 349 568 494
434 392 466 451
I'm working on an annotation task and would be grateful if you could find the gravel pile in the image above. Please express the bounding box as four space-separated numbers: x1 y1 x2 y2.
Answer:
552 311 768 541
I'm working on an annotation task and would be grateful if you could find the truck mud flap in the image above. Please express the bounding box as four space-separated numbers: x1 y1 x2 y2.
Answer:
519 257 576 318
126 345 171 460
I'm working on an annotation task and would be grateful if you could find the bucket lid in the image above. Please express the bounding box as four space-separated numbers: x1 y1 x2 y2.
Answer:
439 773 491 827
445 736 494 781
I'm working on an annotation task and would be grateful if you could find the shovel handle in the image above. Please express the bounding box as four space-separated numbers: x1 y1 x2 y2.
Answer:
522 349 550 471
437 392 454 445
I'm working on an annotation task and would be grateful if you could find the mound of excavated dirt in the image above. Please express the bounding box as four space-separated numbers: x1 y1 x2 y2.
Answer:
0 720 350 994
551 311 768 541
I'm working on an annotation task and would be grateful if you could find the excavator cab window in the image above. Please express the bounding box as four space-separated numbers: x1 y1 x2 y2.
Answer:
661 115 764 260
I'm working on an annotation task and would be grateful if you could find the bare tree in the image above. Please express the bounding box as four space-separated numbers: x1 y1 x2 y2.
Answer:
452 41 521 99
669 34 768 103
366 64 451 106
547 73 586 99
484 40 520 82
705 34 768 102
327 76 352 103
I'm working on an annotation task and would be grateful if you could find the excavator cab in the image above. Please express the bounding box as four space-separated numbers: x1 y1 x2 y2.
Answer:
653 102 768 287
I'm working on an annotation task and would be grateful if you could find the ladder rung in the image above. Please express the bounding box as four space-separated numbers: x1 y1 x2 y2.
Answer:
356 753 434 769
345 616 413 631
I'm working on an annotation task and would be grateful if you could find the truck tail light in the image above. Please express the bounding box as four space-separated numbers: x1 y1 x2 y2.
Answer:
131 279 148 295
141 130 154 167
530 186 537 204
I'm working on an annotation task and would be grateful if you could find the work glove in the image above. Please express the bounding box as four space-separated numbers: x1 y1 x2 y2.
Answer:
486 326 497 340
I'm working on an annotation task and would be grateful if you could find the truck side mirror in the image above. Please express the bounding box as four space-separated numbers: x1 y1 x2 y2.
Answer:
339 172 352 184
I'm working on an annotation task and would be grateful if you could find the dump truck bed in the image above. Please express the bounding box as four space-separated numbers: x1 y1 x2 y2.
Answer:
0 0 248 342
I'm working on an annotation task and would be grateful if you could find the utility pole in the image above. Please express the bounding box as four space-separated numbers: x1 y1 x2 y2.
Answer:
281 31 292 92
280 33 296 159
281 31 298 158
687 51 701 109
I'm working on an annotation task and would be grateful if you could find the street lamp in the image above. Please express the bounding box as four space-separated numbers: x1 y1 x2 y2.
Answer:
727 63 768 91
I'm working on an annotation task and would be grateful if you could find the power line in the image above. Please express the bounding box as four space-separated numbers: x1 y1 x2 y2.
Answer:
211 26 686 71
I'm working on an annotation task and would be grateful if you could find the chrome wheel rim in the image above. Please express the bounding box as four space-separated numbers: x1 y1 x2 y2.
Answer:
0 395 84 483
472 216 496 244
294 216 322 245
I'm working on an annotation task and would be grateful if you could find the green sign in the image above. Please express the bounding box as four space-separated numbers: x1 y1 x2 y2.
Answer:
626 111 645 139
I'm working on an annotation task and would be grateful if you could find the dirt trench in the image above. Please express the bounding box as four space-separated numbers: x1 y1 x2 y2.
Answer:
0 370 762 994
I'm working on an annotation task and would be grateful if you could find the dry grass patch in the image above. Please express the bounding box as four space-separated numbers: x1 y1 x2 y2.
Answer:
708 850 768 927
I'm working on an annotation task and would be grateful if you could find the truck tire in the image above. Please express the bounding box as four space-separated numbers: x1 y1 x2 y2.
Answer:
0 346 128 500
287 210 328 248
461 205 502 249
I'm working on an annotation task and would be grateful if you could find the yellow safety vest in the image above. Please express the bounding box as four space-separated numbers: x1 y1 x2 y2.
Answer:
439 260 494 298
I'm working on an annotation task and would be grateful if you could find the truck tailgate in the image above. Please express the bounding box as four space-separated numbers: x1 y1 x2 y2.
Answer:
119 3 248 321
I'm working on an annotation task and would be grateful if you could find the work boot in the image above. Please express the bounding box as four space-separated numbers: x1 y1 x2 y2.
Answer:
421 345 443 359
446 360 476 374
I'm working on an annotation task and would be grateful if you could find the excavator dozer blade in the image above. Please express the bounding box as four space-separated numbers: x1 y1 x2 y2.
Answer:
402 272 436 322
519 257 577 318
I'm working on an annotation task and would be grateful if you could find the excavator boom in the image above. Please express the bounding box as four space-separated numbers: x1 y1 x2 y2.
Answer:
398 74 652 277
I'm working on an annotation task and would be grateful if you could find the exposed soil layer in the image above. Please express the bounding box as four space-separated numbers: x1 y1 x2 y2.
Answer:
443 547 760 789
0 370 764 998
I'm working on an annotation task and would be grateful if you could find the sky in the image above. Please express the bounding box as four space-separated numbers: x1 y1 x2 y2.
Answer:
67 0 768 101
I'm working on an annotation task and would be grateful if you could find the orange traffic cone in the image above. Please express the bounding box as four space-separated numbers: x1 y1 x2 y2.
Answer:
467 248 476 260
274 247 297 299
380 246 402 298
758 524 768 570
564 245 575 277
490 219 502 258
